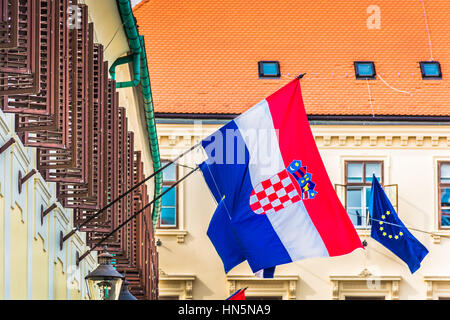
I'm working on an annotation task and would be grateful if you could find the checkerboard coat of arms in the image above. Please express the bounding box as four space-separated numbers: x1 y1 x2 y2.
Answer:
249 160 318 215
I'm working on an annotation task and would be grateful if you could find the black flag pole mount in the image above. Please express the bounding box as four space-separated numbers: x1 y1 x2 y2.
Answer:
62 141 203 243
76 165 201 264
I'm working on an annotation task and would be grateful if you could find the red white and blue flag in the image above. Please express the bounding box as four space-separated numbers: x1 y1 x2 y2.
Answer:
200 78 363 276
226 288 246 300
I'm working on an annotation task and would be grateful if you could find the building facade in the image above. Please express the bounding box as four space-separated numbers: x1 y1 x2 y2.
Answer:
135 0 450 299
155 121 450 300
0 0 160 299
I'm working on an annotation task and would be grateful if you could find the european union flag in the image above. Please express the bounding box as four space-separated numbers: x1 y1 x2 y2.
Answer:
369 174 429 273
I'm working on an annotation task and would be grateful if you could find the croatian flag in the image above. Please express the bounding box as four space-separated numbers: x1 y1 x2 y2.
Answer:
200 78 363 275
226 288 246 300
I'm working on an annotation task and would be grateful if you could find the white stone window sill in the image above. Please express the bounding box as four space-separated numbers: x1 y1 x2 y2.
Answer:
155 229 188 243
356 228 371 237
429 230 450 244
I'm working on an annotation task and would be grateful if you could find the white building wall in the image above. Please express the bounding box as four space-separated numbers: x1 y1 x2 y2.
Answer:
156 121 450 300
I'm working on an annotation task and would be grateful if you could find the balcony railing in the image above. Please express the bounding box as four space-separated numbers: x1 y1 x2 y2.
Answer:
335 183 398 228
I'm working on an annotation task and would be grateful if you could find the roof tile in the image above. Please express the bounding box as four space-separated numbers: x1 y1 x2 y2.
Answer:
135 0 450 116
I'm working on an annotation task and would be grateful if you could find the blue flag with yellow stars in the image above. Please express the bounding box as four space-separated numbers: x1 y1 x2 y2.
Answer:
369 174 428 273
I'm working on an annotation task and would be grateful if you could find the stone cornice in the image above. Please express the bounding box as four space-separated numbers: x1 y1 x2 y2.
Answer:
156 123 450 148
226 275 300 281
424 276 450 300
158 270 196 299
155 229 188 243
157 131 450 149
330 268 402 300
314 134 450 148
226 275 299 300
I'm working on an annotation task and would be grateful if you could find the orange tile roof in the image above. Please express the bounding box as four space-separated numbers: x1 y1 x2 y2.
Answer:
134 0 450 117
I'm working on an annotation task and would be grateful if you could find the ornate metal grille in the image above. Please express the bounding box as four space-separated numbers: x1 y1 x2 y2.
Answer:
1 0 43 106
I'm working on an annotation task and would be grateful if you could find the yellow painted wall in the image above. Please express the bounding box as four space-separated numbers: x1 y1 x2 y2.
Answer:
0 110 98 300
9 204 27 300
53 260 67 300
32 236 49 300
70 280 82 300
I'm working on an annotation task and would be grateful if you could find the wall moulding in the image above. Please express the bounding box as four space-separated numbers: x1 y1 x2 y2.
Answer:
226 275 299 300
155 229 188 243
0 112 10 138
330 269 401 300
424 276 450 300
157 131 450 149
158 269 196 299
314 135 450 148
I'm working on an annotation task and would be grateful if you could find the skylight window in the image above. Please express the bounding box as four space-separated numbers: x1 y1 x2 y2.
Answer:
354 61 376 79
420 61 442 79
258 61 280 78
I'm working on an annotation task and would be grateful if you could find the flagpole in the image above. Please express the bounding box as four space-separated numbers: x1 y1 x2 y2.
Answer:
347 211 450 239
73 74 310 263
76 165 201 264
62 141 203 243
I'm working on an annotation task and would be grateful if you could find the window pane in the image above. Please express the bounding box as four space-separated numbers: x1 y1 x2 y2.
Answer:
262 62 279 76
160 207 176 226
162 162 176 181
348 208 364 226
347 188 364 226
441 163 450 183
357 63 374 76
365 186 371 209
347 188 362 207
347 163 363 183
365 163 381 183
441 188 450 207
364 187 372 226
423 63 440 76
162 186 176 206
442 209 450 227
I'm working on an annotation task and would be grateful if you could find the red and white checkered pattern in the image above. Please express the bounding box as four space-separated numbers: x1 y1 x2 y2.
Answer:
249 169 301 215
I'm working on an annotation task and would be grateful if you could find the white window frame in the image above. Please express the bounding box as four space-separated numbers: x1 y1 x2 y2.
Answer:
226 275 299 300
346 185 371 229
156 161 188 243
330 268 401 300
158 270 196 300
424 276 450 300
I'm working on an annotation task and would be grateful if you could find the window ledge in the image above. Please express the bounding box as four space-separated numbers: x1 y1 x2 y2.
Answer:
226 275 299 300
155 229 188 243
159 269 196 299
330 268 401 300
356 228 371 237
429 230 450 244
424 276 450 299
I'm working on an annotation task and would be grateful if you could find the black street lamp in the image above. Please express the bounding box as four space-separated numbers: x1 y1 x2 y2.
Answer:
119 279 137 300
85 248 124 300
